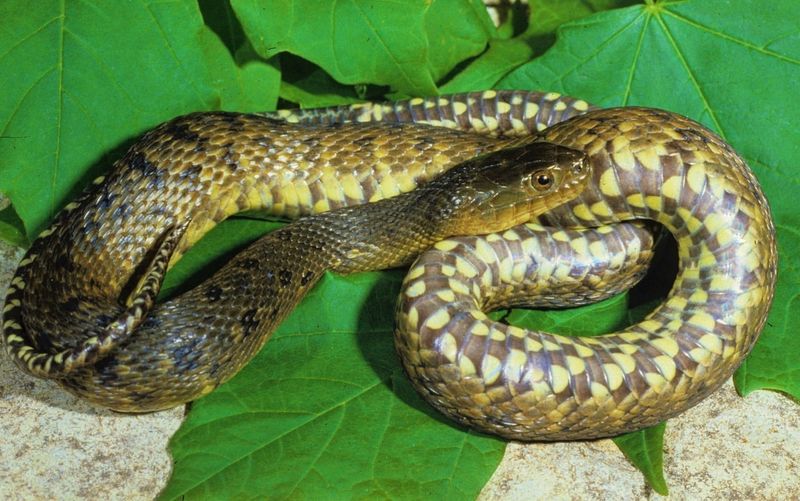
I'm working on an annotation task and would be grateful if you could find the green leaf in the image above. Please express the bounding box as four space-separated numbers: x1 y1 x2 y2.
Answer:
198 0 249 57
501 294 630 337
525 0 640 52
230 0 493 96
612 422 668 495
279 66 365 108
0 0 280 239
440 38 535 93
0 203 28 248
500 0 800 487
162 270 504 500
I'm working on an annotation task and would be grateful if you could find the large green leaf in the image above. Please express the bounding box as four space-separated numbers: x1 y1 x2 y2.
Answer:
0 0 280 238
231 0 493 96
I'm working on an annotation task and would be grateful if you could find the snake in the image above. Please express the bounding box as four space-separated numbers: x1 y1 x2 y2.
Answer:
1 90 776 441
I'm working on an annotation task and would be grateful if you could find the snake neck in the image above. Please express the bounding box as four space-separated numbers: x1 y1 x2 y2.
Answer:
294 183 473 275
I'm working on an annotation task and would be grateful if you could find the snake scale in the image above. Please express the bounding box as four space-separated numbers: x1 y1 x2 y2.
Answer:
2 90 776 440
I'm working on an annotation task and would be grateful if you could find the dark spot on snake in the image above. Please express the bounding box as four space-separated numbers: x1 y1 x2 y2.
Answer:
127 391 156 403
652 109 675 121
172 336 204 370
237 258 259 270
54 251 73 273
146 174 166 191
95 355 120 383
128 151 159 177
95 190 117 212
205 285 223 302
112 203 131 220
268 307 279 321
220 114 245 133
279 270 292 286
260 115 286 124
82 219 99 235
240 309 259 337
301 271 314 286
95 314 113 328
675 127 708 144
265 270 275 283
222 142 238 171
32 331 54 352
179 165 203 179
164 121 200 143
413 136 437 150
60 297 80 313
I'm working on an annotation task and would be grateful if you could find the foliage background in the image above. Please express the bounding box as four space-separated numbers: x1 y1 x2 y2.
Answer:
0 0 797 498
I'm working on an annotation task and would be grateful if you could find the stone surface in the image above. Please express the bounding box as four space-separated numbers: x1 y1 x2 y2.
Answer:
0 238 183 500
1 233 798 499
478 382 800 500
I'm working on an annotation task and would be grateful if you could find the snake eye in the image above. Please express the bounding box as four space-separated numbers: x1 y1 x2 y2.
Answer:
532 170 554 191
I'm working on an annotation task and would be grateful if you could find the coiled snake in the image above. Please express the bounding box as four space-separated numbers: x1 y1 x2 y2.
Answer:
1 91 776 440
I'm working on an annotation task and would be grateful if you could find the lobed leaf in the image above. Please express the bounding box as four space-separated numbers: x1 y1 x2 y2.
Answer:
0 0 280 239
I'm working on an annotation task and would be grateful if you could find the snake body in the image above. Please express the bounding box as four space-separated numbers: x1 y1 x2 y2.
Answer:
1 91 776 440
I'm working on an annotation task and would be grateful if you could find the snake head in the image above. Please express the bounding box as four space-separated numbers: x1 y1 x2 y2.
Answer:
447 141 590 234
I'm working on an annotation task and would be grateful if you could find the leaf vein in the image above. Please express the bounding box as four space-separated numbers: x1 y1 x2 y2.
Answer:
622 11 651 106
50 0 66 218
0 15 60 63
654 12 726 137
663 9 800 66
174 380 386 498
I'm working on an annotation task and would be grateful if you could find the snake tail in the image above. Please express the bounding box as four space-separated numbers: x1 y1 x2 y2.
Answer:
4 220 189 377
